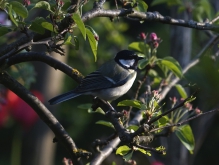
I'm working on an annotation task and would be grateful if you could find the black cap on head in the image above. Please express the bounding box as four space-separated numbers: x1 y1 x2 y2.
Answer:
114 50 143 70
115 50 138 60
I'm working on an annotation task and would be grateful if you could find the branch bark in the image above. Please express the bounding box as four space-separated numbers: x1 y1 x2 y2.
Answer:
0 72 82 165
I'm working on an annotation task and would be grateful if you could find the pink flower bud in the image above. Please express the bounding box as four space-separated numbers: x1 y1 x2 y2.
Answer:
151 161 164 165
56 0 64 7
153 41 159 48
195 108 201 114
23 0 30 6
170 97 177 104
94 35 99 41
139 32 146 40
150 32 158 41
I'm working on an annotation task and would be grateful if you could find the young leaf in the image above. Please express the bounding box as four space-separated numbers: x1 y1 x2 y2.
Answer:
72 13 86 40
175 84 188 99
64 32 73 45
29 17 46 34
8 5 18 27
116 145 131 156
96 120 114 129
126 125 139 132
41 22 56 32
31 1 53 13
175 124 195 154
156 146 166 155
10 1 28 18
158 116 169 126
158 56 183 78
117 100 141 109
0 27 11 36
138 58 148 69
86 28 98 61
135 147 151 156
128 42 145 53
123 151 133 161
135 0 148 12
88 107 105 114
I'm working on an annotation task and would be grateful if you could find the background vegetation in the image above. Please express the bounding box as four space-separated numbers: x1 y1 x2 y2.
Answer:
0 0 219 165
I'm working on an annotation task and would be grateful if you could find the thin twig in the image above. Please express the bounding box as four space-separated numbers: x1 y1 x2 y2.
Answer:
149 108 219 133
148 91 197 125
210 15 219 24
135 144 164 154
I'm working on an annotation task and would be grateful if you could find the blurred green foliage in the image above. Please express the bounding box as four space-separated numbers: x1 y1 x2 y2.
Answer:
0 0 219 164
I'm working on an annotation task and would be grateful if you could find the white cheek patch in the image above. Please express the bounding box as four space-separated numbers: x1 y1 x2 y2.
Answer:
119 59 135 68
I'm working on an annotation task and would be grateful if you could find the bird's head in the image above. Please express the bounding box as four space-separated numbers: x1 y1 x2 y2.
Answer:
114 50 143 70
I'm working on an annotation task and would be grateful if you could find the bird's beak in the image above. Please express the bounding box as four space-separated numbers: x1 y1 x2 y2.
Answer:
137 56 144 61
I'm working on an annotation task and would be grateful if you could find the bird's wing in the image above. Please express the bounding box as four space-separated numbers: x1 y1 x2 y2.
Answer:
74 70 127 93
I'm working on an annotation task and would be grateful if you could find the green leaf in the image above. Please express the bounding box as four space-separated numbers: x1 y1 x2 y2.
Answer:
151 0 168 6
88 107 105 114
0 27 11 36
74 36 79 50
64 32 73 45
155 146 166 155
117 100 141 109
41 22 56 32
86 28 98 61
112 162 116 165
128 42 145 53
96 120 114 129
10 1 28 18
135 0 148 12
158 56 183 78
29 17 46 34
123 151 133 161
175 84 188 99
135 147 151 156
85 25 98 39
116 145 131 156
72 13 86 40
158 116 169 126
126 125 139 132
138 58 148 69
8 5 18 27
175 124 195 154
31 1 53 13
78 103 105 114
151 0 182 6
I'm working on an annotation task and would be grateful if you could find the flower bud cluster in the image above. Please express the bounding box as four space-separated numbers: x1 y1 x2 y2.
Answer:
138 32 162 49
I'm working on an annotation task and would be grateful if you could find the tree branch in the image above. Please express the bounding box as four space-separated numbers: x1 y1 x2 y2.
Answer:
4 52 83 83
82 9 219 30
0 72 83 164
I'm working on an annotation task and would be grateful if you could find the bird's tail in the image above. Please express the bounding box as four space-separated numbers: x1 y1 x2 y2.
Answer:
48 90 82 105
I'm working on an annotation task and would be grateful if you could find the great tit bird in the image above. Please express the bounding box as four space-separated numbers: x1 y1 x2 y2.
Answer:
49 50 143 105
